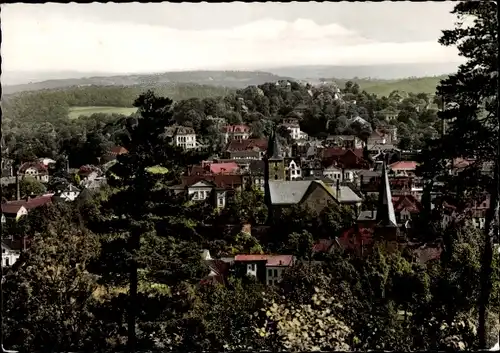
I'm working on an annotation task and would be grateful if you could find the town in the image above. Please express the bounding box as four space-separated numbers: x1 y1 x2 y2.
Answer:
1 1 499 352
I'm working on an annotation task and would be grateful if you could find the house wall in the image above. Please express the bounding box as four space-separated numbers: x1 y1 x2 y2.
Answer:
302 183 335 214
2 249 20 267
188 187 213 201
266 266 286 285
268 160 286 181
61 191 80 201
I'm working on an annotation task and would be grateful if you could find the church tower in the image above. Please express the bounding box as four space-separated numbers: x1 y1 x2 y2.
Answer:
264 128 285 223
373 157 400 247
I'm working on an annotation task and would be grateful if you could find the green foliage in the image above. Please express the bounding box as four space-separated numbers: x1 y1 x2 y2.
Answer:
3 227 100 352
20 176 47 197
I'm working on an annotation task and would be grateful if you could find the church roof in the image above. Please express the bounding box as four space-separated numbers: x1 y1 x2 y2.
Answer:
375 159 398 227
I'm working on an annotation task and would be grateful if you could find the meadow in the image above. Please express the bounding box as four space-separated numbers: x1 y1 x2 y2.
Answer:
68 106 138 119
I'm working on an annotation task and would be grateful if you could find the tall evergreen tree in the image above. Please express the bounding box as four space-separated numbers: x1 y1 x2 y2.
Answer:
419 1 499 348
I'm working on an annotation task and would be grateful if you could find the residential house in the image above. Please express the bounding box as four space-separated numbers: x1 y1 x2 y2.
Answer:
285 159 302 181
347 116 370 129
266 180 362 217
78 165 102 181
1 194 53 222
388 161 418 177
221 125 251 144
18 162 49 183
321 148 370 182
366 128 398 153
101 146 128 164
1 242 20 267
375 108 400 122
164 125 200 150
53 184 81 202
1 158 14 178
280 118 308 140
325 135 364 149
223 138 268 160
172 174 245 209
301 159 324 178
1 204 28 222
234 254 294 286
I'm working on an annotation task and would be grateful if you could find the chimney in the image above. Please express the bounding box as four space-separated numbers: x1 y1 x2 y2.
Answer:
15 173 20 201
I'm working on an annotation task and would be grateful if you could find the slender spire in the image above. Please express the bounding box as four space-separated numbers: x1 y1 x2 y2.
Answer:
267 126 283 161
375 156 398 227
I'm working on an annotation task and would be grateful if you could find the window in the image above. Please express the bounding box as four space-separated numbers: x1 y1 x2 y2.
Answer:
268 269 272 277
268 279 273 285
6 258 9 266
274 269 278 277
274 175 278 180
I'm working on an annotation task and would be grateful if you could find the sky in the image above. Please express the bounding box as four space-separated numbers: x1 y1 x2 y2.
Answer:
1 2 465 74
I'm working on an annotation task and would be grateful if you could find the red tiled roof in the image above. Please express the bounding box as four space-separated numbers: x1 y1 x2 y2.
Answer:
392 195 422 213
1 203 25 215
226 138 268 152
337 226 375 251
389 161 417 170
209 162 239 174
234 255 294 266
19 162 48 174
109 146 128 155
5 195 53 211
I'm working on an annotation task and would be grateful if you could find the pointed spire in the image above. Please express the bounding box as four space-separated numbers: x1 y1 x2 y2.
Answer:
267 126 283 160
375 156 398 227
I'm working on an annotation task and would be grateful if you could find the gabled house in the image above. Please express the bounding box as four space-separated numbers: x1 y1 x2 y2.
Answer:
1 194 53 222
172 174 245 208
375 108 400 122
101 146 128 164
234 255 294 286
191 161 240 175
1 242 20 267
221 125 251 144
266 180 362 216
18 162 49 183
285 159 302 181
224 138 268 160
164 125 201 150
357 194 422 227
53 184 81 202
389 161 418 177
325 135 364 149
280 118 308 140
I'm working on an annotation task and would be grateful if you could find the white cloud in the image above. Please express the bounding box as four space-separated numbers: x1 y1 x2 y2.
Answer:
1 11 463 73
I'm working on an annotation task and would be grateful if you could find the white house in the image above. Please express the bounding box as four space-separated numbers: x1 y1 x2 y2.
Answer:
2 242 20 267
323 165 342 180
18 162 49 183
280 119 308 140
164 125 201 150
55 184 81 202
285 160 302 180
187 180 227 208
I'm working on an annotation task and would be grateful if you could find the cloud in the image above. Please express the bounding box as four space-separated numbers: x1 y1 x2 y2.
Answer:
1 11 463 73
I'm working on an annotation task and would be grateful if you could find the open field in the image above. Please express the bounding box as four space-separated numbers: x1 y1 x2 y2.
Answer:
68 106 138 119
353 76 445 97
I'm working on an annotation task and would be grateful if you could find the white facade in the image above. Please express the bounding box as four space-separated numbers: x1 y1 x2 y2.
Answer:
2 243 20 267
286 125 308 140
246 263 257 277
57 185 81 201
23 167 49 182
286 160 302 180
175 134 198 149
323 166 342 180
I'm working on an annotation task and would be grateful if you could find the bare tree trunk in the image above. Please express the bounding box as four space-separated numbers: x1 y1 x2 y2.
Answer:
127 230 140 353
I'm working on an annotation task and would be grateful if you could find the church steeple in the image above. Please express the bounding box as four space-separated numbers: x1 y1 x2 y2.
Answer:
375 157 398 228
267 127 283 161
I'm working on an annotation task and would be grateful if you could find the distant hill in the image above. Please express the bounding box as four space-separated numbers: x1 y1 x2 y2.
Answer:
334 76 447 97
2 70 294 95
264 62 460 80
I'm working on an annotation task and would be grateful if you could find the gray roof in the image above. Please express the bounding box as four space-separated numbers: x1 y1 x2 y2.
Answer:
376 160 398 227
336 186 363 203
358 210 378 222
268 180 362 205
269 180 312 204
